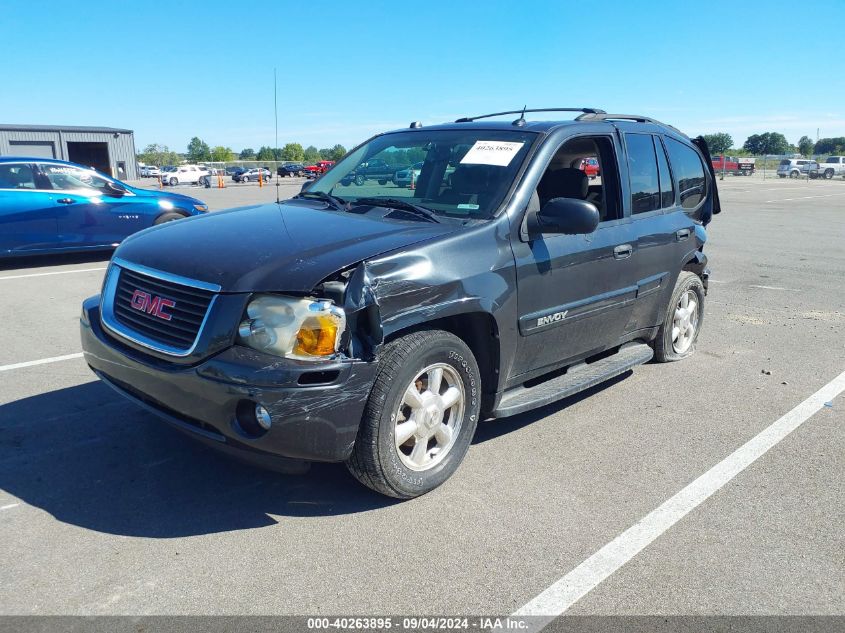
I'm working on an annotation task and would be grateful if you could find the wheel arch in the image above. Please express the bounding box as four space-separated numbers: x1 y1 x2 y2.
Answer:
382 309 501 410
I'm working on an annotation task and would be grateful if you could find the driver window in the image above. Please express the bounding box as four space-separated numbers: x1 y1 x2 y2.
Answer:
39 164 109 192
536 136 621 222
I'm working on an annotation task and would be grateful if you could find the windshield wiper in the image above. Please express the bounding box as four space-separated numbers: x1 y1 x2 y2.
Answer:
352 197 441 223
294 190 348 211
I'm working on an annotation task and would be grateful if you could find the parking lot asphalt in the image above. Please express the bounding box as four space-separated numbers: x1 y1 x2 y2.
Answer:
0 174 843 617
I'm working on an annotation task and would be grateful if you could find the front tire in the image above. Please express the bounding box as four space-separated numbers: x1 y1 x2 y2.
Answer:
354 174 366 186
653 271 705 362
169 177 178 186
242 175 249 183
154 211 187 225
824 169 834 179
347 330 481 499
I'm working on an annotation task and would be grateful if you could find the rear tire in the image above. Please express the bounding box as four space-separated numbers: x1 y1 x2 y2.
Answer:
347 330 481 499
169 177 178 186
354 174 366 186
242 176 249 183
824 169 834 179
653 271 705 362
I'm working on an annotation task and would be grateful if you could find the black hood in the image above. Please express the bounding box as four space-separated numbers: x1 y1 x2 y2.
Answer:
114 201 459 293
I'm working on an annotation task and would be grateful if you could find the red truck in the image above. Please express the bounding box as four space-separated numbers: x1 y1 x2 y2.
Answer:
711 155 755 176
303 160 335 176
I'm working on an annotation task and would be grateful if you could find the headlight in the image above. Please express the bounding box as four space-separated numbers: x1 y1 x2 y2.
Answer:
237 295 346 360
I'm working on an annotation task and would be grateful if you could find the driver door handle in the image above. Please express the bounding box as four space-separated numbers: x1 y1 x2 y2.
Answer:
676 228 691 241
56 198 76 204
613 244 633 260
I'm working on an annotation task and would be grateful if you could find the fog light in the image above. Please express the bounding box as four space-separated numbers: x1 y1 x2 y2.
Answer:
255 404 272 430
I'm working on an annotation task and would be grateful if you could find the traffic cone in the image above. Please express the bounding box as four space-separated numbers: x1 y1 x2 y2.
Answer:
217 173 224 188
158 175 162 189
409 170 415 190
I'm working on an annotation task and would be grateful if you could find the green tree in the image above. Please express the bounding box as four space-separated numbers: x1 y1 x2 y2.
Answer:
137 143 181 168
256 146 276 161
701 132 733 155
797 136 814 157
303 145 321 163
743 134 763 154
239 148 256 160
210 146 236 162
280 143 305 162
813 137 845 154
320 144 347 162
187 137 211 162
743 132 789 155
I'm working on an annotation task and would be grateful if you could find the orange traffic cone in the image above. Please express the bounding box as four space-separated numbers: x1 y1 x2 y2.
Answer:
409 170 415 190
158 175 162 189
217 173 224 188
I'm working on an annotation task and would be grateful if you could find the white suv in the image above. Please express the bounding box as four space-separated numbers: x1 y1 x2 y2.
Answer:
140 165 160 178
164 165 208 186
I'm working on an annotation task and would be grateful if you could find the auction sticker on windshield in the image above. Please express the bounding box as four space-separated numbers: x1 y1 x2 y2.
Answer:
460 140 525 167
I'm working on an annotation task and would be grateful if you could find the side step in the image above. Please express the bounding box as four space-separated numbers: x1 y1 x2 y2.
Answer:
491 342 653 418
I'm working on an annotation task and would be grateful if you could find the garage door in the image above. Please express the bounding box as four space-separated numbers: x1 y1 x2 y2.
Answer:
8 141 56 158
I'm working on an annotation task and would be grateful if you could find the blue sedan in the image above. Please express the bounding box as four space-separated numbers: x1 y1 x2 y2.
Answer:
0 157 209 258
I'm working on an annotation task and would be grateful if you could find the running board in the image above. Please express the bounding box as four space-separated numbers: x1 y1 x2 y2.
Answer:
491 342 653 418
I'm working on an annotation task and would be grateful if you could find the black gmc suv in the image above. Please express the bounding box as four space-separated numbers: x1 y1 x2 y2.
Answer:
80 108 720 498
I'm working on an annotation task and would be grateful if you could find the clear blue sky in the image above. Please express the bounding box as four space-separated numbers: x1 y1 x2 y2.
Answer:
2 1 843 153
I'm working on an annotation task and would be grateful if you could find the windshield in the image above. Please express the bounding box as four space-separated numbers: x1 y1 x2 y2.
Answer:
308 129 537 220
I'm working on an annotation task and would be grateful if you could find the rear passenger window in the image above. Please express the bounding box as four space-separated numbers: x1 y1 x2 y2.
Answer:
0 163 36 190
665 138 706 209
625 134 660 214
654 136 675 208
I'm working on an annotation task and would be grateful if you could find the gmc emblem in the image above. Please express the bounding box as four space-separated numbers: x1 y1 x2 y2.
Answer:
130 289 175 321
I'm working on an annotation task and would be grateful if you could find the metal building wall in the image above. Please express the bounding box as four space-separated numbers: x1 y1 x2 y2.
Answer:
0 128 138 180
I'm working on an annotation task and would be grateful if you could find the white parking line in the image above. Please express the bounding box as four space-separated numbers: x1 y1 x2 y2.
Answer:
513 368 845 630
749 285 801 291
765 192 845 203
0 267 107 281
1 503 20 511
0 353 83 372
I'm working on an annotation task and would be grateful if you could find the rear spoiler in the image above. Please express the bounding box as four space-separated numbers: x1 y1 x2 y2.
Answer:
692 136 722 218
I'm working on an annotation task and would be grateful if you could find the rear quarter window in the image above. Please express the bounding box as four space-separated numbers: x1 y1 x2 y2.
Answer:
665 138 706 210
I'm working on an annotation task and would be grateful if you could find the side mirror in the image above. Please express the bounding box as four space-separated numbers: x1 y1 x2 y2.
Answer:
104 181 127 197
528 197 599 237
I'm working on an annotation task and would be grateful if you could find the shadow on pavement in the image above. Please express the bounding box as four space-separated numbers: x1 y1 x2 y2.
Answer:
0 371 633 538
0 381 397 538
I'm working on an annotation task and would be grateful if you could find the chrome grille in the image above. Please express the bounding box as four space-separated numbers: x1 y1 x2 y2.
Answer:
101 258 220 356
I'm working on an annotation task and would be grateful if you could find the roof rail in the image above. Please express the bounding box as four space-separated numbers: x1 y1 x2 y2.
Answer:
575 112 681 132
454 108 606 123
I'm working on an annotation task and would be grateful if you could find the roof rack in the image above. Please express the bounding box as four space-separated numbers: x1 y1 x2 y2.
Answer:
575 112 680 132
455 108 606 123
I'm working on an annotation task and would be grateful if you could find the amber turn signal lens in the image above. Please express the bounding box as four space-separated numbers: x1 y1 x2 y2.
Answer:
293 316 339 357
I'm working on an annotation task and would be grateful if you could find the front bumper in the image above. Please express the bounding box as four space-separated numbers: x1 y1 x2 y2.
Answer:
80 296 378 466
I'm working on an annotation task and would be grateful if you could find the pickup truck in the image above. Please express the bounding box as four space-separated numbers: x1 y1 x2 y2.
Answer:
80 108 720 499
711 155 755 176
817 156 845 179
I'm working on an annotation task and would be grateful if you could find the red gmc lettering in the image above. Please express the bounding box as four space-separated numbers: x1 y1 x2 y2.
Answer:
130 289 175 321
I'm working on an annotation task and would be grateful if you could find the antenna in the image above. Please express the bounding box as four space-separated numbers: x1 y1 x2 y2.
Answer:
274 67 280 204
512 105 527 127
